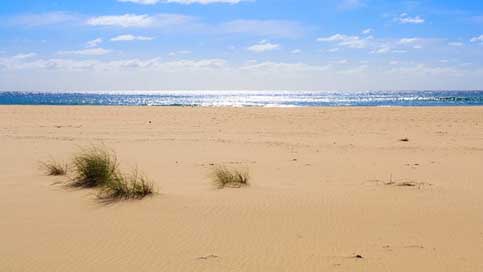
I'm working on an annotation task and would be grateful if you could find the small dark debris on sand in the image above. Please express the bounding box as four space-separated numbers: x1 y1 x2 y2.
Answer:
353 254 364 259
399 138 410 142
197 254 218 260
368 176 430 189
397 181 418 187
385 180 429 188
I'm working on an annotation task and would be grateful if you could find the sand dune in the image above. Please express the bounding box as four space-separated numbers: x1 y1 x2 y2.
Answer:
1 106 483 271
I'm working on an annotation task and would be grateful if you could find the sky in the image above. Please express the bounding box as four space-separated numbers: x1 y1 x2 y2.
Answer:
0 0 482 91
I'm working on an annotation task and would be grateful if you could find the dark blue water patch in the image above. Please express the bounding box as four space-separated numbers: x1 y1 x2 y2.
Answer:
0 91 482 107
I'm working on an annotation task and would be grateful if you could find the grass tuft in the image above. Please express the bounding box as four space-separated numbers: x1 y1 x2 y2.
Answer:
211 165 249 189
41 160 68 176
71 146 119 188
98 169 154 201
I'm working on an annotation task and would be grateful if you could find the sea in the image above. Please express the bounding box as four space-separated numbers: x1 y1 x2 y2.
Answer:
0 90 483 107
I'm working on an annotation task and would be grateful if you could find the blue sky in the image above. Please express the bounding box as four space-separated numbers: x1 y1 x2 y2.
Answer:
0 0 482 91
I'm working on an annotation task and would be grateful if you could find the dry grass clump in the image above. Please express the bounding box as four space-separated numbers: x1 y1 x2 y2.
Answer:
211 165 249 189
68 145 154 201
42 145 155 202
41 160 68 176
99 170 154 201
41 146 154 202
71 146 119 188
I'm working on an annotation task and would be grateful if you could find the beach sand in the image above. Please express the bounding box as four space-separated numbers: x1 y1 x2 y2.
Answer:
1 106 483 271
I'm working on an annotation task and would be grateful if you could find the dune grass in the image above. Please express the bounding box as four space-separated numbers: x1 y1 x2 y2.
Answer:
41 145 155 202
71 146 119 188
98 169 154 201
41 160 68 176
211 165 249 189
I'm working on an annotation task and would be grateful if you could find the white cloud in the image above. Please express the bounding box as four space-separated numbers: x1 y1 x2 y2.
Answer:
86 14 191 28
317 34 371 49
397 13 425 24
247 40 280 53
398 38 421 44
107 58 226 70
111 34 154 41
291 49 301 54
2 54 483 91
240 61 329 73
86 15 302 38
0 55 226 71
86 38 103 48
118 0 249 4
362 28 373 35
371 46 391 54
470 35 483 43
57 48 111 56
87 14 155 27
168 50 192 56
13 53 37 59
328 48 340 53
317 34 353 42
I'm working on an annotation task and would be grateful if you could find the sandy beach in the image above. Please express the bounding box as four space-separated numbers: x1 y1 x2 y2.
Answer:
1 106 482 272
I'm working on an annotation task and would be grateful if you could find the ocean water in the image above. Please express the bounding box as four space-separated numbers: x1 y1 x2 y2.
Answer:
0 91 483 107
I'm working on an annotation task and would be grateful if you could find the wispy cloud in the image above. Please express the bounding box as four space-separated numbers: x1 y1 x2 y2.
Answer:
397 37 429 49
86 38 103 48
12 53 37 59
318 33 437 54
87 14 155 27
371 45 391 54
397 13 425 24
240 61 329 73
317 34 372 49
58 48 111 56
168 50 192 56
398 38 421 44
85 14 303 38
247 40 280 53
111 34 154 41
470 35 483 43
86 14 192 28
